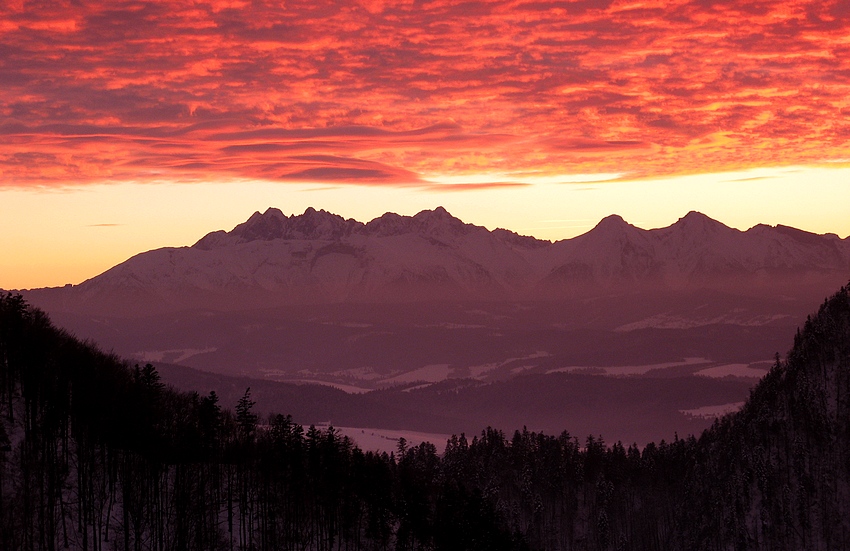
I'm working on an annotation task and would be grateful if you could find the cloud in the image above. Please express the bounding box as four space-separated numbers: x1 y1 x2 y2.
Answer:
278 154 422 184
546 139 653 152
421 182 531 192
1 0 848 187
725 176 777 182
283 167 399 182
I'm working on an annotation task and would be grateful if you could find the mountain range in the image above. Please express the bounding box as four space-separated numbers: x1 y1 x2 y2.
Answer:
23 207 850 315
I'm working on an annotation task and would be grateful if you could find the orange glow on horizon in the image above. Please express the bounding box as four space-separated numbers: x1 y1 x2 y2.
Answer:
1 166 849 290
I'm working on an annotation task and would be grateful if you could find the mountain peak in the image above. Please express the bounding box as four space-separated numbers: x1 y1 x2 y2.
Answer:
412 206 455 221
231 207 290 242
586 214 634 236
264 207 287 218
411 207 477 238
657 211 736 240
597 213 628 225
193 207 362 247
276 208 361 240
361 207 477 239
246 207 287 220
675 211 726 229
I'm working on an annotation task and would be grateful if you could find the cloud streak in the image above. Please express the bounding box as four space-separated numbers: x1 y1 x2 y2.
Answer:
1 0 848 187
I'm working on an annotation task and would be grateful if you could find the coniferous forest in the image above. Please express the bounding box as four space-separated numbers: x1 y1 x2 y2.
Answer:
2 286 850 550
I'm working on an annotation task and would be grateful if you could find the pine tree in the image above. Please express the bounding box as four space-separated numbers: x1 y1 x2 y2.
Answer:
235 388 258 442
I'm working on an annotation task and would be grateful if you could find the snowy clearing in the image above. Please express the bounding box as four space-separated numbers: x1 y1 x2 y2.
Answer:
381 364 452 384
468 351 551 378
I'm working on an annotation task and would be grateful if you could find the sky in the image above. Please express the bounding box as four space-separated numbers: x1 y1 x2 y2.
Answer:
2 0 850 289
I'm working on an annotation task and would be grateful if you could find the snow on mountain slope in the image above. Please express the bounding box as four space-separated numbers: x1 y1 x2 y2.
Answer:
541 214 660 284
651 211 850 277
542 210 850 287
22 207 850 315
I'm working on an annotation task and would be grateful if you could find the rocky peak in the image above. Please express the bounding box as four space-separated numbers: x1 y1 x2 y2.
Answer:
580 214 643 243
409 207 477 238
594 214 629 230
230 207 289 242
362 207 478 239
283 207 362 240
193 207 362 249
670 211 730 234
651 211 739 254
362 211 412 237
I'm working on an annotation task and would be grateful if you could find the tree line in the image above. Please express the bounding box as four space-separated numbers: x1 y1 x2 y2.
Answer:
1 286 850 550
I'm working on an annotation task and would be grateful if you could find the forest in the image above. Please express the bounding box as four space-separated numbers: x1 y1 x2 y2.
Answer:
1 285 850 550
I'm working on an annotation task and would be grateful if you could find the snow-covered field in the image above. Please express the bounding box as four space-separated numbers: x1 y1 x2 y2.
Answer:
381 364 452 384
468 351 551 378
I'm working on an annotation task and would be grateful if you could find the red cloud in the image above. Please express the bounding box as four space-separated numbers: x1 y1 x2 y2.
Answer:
1 0 849 187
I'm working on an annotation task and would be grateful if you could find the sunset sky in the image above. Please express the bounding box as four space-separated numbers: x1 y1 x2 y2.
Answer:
2 0 850 289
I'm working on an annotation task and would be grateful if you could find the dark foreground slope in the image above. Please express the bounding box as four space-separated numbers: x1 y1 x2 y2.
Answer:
674 288 850 549
1 286 850 550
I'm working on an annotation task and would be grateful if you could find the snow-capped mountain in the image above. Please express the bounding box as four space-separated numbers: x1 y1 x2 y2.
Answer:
22 207 850 315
